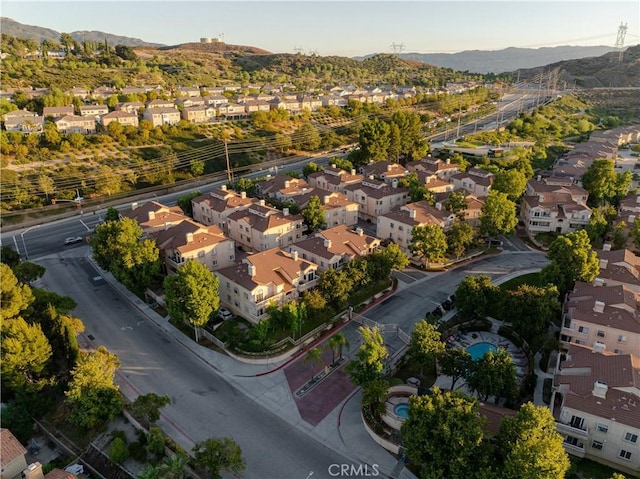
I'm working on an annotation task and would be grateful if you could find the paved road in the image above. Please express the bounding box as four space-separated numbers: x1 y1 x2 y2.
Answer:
36 250 352 479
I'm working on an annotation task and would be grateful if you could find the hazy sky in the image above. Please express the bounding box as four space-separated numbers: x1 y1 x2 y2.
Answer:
2 1 639 57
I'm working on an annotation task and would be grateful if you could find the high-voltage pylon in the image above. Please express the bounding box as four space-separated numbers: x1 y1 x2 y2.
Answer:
615 22 628 63
390 42 405 54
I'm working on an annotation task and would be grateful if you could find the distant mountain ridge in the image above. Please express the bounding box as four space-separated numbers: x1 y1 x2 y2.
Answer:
355 46 619 74
0 17 163 47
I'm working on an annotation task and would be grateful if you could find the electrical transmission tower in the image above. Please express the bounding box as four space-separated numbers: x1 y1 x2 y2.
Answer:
293 45 304 54
615 22 628 63
308 49 318 56
390 42 405 54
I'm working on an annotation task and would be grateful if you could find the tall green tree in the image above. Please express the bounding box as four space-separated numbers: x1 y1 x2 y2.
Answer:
317 268 353 308
479 190 517 237
346 326 388 387
581 159 632 206
439 348 472 391
302 161 324 177
359 118 391 163
446 221 475 259
541 229 599 296
65 346 124 429
164 260 219 342
192 438 245 479
12 262 46 284
493 169 527 201
454 274 501 320
38 174 55 203
1 245 21 268
176 190 202 217
409 225 447 266
497 403 570 479
407 320 445 376
366 243 409 280
390 110 429 161
402 388 488 479
631 217 640 251
467 349 517 402
444 191 468 221
1 317 52 392
327 332 350 365
1 263 34 321
131 393 171 426
91 217 160 295
303 347 323 381
301 195 327 232
293 123 321 151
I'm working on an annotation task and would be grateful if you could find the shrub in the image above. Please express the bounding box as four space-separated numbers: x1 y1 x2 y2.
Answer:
109 437 130 464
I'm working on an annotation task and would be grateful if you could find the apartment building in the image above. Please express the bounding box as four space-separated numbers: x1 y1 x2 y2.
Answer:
289 224 380 270
521 177 591 235
320 191 359 227
307 165 364 193
120 201 187 234
406 156 459 181
226 202 304 252
53 115 96 134
255 175 309 201
181 105 216 123
343 179 410 222
596 248 640 296
215 248 318 323
143 107 181 127
2 109 44 133
150 219 235 274
42 106 74 118
101 110 139 128
78 104 109 117
450 167 494 197
377 200 455 254
192 186 256 232
560 281 639 355
360 161 408 184
551 343 640 475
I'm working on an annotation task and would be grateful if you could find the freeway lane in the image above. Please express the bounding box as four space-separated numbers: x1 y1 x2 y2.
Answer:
37 251 352 479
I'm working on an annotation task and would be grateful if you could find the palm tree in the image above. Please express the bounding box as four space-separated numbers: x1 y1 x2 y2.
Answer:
303 347 323 382
327 333 350 365
154 453 188 479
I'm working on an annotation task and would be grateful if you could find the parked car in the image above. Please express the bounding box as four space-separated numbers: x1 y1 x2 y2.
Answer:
218 308 233 321
64 236 84 245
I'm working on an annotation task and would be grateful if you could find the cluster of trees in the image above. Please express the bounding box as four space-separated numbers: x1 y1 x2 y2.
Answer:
350 110 429 167
91 217 161 295
455 275 560 353
402 392 570 479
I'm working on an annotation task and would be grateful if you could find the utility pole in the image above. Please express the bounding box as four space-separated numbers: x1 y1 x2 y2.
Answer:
615 22 628 63
224 139 232 184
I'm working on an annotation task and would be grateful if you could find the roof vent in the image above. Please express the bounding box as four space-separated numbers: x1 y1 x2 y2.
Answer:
602 242 612 252
409 209 417 218
593 300 605 313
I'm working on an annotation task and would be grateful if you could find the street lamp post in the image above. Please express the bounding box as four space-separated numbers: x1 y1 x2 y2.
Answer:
20 225 40 260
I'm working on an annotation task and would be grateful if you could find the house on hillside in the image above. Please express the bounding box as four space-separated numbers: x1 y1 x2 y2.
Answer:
143 107 181 127
54 115 96 134
101 110 139 128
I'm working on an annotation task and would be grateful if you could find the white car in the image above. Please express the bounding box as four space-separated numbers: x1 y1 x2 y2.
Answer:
64 236 84 245
218 308 233 321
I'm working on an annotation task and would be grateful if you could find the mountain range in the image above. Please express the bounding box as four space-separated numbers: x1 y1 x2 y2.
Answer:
0 17 163 47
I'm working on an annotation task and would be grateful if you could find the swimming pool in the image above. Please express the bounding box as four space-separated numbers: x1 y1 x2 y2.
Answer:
394 403 409 419
466 342 497 360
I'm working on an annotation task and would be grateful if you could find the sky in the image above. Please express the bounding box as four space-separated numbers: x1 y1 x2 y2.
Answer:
2 0 639 57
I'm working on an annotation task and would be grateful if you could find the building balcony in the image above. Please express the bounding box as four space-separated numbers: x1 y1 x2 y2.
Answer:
556 421 589 439
562 441 586 458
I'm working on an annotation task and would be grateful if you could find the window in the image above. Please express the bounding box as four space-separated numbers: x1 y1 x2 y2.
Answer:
597 330 605 338
618 335 627 343
212 260 218 266
624 432 638 443
398 225 404 231
591 440 604 450
596 423 609 433
578 326 589 334
619 450 632 461
243 292 249 300
390 222 395 228
614 349 624 354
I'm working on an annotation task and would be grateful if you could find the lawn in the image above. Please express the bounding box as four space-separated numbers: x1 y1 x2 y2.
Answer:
568 457 625 479
499 272 545 291
534 232 559 248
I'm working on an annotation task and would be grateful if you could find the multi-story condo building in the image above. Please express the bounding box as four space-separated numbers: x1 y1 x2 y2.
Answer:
192 186 256 232
53 115 96 134
551 343 640 475
377 200 455 254
78 104 109 117
596 247 640 297
42 106 74 118
255 175 309 201
307 165 364 193
226 202 304 252
521 177 591 235
450 167 494 197
143 107 181 127
560 281 639 355
406 156 459 181
2 109 44 133
101 111 139 128
215 248 318 323
360 161 409 184
150 219 235 274
343 179 410 221
289 225 380 270
121 201 188 234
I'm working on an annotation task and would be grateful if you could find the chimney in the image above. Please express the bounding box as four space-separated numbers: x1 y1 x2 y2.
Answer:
284 181 290 188
148 211 156 221
369 175 375 180
324 195 331 205
131 202 139 210
259 199 266 206
331 163 337 169
240 191 246 199
409 209 417 218
592 380 608 398
186 232 194 243
392 179 398 188
629 214 636 222
593 277 604 287
435 202 443 211
356 227 364 236
248 263 256 277
537 175 541 182
221 184 227 191
599 258 609 270
291 250 299 261
283 207 289 216
23 463 44 479
351 169 356 175
593 342 606 354
593 300 605 313
165 222 171 231
602 242 612 252
324 238 332 248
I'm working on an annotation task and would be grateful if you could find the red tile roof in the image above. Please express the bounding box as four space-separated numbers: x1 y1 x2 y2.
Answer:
0 428 27 469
